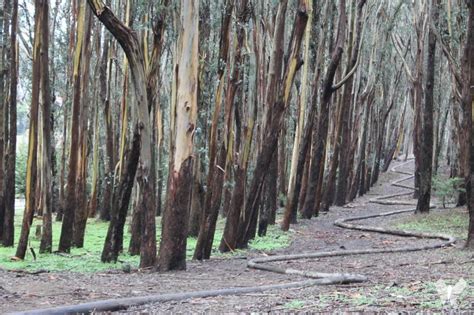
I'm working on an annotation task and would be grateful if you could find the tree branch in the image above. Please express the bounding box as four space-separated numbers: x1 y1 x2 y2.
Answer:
391 33 415 83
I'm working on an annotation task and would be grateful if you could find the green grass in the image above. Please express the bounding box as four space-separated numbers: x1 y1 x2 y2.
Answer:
299 280 474 311
0 213 290 273
392 208 468 240
283 300 305 309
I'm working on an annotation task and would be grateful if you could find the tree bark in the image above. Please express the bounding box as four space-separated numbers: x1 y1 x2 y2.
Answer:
2 0 17 247
243 0 308 237
88 0 157 268
58 2 88 253
464 1 474 248
15 0 41 258
39 0 53 253
158 0 198 270
334 0 366 206
194 0 249 260
299 0 347 220
0 0 7 244
416 0 439 214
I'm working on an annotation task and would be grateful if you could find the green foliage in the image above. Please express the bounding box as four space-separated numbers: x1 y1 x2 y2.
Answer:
15 138 28 197
249 224 290 251
292 279 474 311
393 208 468 240
278 193 287 206
0 215 291 273
432 176 465 208
283 300 305 309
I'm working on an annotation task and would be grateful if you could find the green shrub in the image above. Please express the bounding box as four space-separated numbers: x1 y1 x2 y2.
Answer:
431 176 465 208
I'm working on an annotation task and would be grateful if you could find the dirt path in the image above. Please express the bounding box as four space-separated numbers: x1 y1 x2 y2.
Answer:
2 160 473 313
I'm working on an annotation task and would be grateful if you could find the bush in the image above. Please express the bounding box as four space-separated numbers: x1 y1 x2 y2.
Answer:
431 176 465 208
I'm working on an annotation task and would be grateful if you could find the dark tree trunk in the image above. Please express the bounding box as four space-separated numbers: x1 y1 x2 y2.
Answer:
258 148 278 236
158 159 193 270
193 145 226 259
0 0 8 243
72 7 93 249
158 0 198 270
464 2 474 248
299 0 347 219
415 0 440 213
88 0 157 268
335 0 366 206
39 0 53 253
244 0 308 237
99 33 113 221
192 0 234 260
101 130 140 263
16 0 40 258
2 0 17 247
219 166 245 252
128 188 142 255
188 161 204 237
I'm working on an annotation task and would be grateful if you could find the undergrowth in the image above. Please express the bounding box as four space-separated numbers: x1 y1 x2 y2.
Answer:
285 280 474 311
392 208 468 240
0 212 290 273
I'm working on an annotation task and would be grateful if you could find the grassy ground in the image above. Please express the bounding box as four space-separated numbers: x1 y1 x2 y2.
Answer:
392 207 468 240
279 279 474 311
0 214 290 272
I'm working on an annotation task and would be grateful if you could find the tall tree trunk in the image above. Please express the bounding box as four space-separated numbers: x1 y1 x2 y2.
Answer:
335 0 366 206
299 0 347 220
285 0 312 224
15 0 42 258
39 0 52 253
58 2 87 252
158 0 198 270
99 32 113 221
256 0 287 237
416 0 439 214
251 0 289 237
242 0 308 240
0 0 7 243
2 0 17 247
88 0 157 268
464 1 474 249
194 0 252 260
73 7 93 248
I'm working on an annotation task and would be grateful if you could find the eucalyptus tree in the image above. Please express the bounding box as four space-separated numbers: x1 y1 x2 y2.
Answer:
1 0 18 247
16 0 49 259
158 0 198 270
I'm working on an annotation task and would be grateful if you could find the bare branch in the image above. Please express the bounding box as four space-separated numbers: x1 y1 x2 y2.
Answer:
391 33 415 83
429 21 463 91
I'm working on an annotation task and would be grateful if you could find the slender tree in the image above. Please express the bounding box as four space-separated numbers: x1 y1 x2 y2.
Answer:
464 0 474 248
15 0 44 259
2 0 17 247
297 0 348 221
39 0 53 253
416 0 439 214
87 0 156 268
238 0 308 243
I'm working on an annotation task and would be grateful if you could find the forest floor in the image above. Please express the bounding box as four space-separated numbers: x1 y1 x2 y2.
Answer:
1 159 474 313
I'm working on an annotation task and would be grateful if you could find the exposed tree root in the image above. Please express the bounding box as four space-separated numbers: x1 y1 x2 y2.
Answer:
13 160 456 315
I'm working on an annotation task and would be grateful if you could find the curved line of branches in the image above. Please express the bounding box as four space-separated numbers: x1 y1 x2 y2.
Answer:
14 160 456 315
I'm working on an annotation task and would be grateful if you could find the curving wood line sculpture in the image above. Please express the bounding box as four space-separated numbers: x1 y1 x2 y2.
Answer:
13 160 456 315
